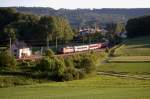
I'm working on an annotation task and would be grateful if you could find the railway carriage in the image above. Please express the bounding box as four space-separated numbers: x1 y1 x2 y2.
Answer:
59 42 107 54
60 46 74 54
74 45 89 52
89 43 101 50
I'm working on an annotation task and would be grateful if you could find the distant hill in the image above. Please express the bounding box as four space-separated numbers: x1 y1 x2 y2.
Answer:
6 7 150 27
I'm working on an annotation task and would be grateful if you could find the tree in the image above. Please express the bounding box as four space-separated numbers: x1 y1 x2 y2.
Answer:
0 51 16 69
3 27 17 41
39 16 54 49
52 17 74 48
126 15 150 38
115 22 126 34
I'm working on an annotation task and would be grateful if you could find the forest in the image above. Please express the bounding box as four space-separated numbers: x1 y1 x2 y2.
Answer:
0 8 74 46
14 7 150 27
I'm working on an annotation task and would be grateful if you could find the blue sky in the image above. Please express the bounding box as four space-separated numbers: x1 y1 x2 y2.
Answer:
0 0 150 9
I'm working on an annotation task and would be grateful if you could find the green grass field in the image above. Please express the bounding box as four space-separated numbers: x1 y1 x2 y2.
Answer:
98 62 150 75
0 75 150 99
0 36 150 99
100 36 150 75
109 56 150 62
114 36 150 56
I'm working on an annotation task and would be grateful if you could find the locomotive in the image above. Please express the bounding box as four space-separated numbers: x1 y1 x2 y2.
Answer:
59 42 107 54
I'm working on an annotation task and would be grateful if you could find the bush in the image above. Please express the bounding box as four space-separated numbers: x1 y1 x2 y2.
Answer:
35 56 56 72
62 68 79 81
64 58 74 68
35 56 66 81
45 49 55 58
0 51 16 69
80 57 96 74
35 51 106 81
52 58 66 81
70 54 97 74
20 61 30 67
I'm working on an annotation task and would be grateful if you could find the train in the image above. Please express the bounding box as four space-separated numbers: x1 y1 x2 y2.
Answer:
59 42 107 54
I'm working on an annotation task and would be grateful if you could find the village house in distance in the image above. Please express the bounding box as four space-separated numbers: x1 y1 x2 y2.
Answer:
11 40 32 58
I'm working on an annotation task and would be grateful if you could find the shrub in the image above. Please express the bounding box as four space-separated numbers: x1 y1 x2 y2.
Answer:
35 56 66 81
0 51 16 69
45 49 55 58
20 61 30 67
35 56 55 72
62 68 79 81
35 51 106 81
52 58 66 79
80 56 96 74
64 58 74 68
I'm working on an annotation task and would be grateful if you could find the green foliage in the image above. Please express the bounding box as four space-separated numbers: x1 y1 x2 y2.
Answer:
35 55 66 81
16 7 150 28
0 8 74 46
35 57 56 72
62 68 79 81
3 26 17 41
126 15 150 38
53 58 65 78
45 49 55 57
0 51 16 69
80 57 96 73
0 76 37 88
20 61 30 67
35 51 105 81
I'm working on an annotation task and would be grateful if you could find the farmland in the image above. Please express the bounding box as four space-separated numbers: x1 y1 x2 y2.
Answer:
0 75 150 99
114 36 150 56
0 36 150 99
98 36 150 76
98 62 150 75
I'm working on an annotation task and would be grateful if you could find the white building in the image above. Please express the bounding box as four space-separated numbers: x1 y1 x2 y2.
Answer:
11 40 32 58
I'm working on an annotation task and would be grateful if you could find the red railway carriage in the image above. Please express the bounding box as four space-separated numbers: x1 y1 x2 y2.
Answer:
89 43 102 50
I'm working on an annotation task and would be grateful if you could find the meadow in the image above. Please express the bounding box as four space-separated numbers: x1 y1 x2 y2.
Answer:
0 36 150 99
114 36 150 56
0 75 150 99
98 62 150 75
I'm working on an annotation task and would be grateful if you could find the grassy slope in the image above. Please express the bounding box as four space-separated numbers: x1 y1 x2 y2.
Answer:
109 56 150 62
98 62 150 74
0 75 150 99
0 36 150 99
99 36 150 74
114 36 150 56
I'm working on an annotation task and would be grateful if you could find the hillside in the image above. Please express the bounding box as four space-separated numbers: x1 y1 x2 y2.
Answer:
9 7 150 27
0 36 150 99
98 36 150 77
115 36 150 56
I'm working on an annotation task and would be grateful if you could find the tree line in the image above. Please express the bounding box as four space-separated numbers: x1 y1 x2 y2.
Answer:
15 7 150 28
126 15 150 38
0 8 74 46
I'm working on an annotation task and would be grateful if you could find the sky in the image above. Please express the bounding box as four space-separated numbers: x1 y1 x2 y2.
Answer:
0 0 150 9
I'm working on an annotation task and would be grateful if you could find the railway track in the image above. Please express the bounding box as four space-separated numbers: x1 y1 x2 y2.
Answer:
56 48 105 57
17 48 106 61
